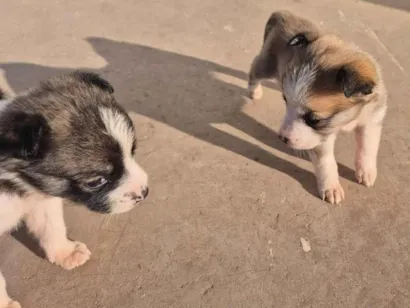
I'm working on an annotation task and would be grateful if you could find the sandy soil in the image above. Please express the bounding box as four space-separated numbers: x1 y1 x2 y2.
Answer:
0 0 409 307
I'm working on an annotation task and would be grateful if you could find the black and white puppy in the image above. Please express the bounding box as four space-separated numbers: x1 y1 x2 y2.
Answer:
0 72 148 308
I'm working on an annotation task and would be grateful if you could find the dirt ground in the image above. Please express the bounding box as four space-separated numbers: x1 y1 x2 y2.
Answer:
0 0 410 307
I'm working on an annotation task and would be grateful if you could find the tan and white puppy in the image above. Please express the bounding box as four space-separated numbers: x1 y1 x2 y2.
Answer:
248 11 387 204
0 72 148 307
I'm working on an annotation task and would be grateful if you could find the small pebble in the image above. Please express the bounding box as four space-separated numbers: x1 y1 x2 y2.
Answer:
300 238 311 252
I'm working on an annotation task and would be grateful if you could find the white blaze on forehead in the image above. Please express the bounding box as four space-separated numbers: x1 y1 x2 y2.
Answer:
282 62 317 105
99 107 134 154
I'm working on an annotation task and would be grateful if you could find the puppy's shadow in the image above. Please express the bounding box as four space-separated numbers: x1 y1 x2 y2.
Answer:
11 224 46 259
1 37 355 208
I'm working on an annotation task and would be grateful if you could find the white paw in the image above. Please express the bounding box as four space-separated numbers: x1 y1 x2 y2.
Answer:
355 162 377 187
319 181 345 204
249 84 263 100
1 300 21 308
50 241 91 270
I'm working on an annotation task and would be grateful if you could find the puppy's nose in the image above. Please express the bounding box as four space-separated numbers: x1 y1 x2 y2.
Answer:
142 187 149 199
128 192 143 201
279 135 289 144
125 191 146 202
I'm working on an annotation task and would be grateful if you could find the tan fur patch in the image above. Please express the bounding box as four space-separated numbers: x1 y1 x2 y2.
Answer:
305 35 379 117
307 93 355 118
347 56 378 85
312 35 378 82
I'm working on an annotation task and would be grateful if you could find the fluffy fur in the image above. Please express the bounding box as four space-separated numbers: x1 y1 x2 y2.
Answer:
0 72 148 307
248 11 387 204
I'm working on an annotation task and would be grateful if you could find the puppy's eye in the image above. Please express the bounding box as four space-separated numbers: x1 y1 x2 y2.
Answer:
131 140 136 155
302 112 321 129
85 176 108 189
282 94 287 103
288 33 308 47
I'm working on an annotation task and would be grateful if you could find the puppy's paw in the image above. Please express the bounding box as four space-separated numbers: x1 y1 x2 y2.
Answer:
319 181 345 204
249 84 263 100
51 241 91 270
1 300 21 308
355 162 377 187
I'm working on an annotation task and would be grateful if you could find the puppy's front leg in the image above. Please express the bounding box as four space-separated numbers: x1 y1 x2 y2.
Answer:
310 135 345 204
0 271 20 308
355 124 382 187
25 197 91 270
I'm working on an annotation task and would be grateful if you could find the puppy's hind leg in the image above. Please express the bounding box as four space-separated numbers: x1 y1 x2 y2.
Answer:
248 54 275 100
0 271 20 308
25 197 91 270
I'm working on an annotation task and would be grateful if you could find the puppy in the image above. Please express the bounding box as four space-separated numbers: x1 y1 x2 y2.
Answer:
0 71 149 307
248 11 387 204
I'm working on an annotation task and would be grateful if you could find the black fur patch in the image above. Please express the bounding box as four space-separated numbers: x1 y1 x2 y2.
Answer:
0 180 26 196
311 65 343 96
337 66 375 98
0 113 50 160
72 71 114 94
64 140 125 213
302 110 333 131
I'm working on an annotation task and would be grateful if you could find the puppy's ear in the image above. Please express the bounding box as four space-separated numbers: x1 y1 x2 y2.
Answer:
72 71 114 94
0 113 50 160
336 59 377 98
